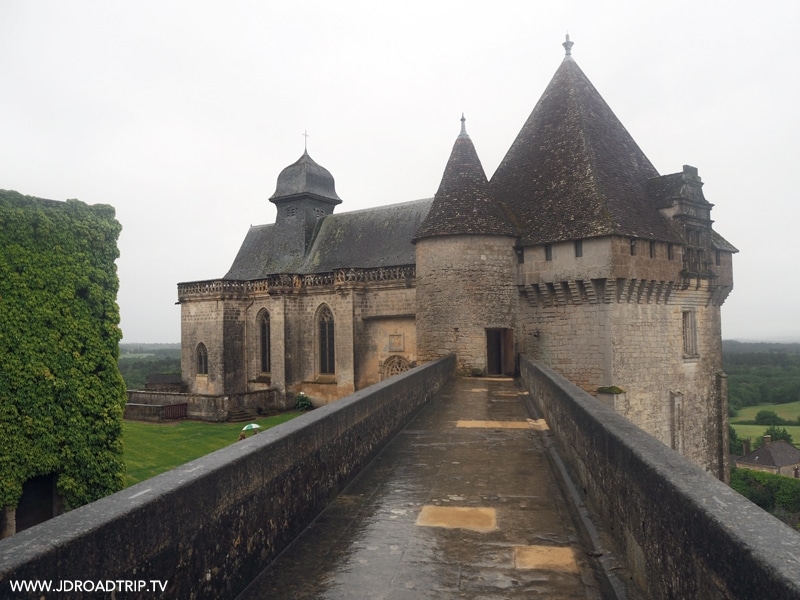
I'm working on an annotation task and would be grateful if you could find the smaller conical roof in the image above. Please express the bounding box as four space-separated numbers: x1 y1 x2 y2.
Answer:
414 116 515 241
270 150 341 203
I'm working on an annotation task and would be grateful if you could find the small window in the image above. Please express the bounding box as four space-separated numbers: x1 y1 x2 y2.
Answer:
314 207 325 218
715 250 721 266
649 241 656 258
668 243 674 260
682 310 698 357
574 240 583 258
630 239 637 256
197 343 208 375
545 244 553 261
286 206 297 217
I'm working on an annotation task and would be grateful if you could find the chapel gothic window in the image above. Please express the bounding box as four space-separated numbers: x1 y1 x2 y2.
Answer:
382 355 410 379
318 305 335 375
197 343 208 375
260 312 270 373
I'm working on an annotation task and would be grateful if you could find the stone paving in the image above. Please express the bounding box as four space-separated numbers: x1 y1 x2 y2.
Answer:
238 377 607 599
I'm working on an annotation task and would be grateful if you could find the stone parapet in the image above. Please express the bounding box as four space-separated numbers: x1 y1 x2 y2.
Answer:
0 355 455 599
520 355 800 599
178 265 415 300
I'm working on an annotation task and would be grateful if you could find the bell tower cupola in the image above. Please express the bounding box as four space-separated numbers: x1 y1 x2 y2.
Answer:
269 149 342 257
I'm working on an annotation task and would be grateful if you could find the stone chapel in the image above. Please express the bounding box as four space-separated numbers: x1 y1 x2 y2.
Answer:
177 38 736 477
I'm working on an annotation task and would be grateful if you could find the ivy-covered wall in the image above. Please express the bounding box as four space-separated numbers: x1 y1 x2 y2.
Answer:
0 190 126 512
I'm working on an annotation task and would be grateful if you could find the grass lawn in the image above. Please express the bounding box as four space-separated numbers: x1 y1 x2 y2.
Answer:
122 412 303 487
731 400 800 423
730 400 800 446
731 424 800 444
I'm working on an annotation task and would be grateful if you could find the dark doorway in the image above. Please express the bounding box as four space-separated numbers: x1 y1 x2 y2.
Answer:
15 473 60 533
486 328 515 376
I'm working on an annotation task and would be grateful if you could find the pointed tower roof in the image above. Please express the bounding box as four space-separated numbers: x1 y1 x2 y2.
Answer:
415 115 515 241
490 37 681 245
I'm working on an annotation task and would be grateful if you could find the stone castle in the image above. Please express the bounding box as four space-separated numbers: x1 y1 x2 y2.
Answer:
177 38 736 477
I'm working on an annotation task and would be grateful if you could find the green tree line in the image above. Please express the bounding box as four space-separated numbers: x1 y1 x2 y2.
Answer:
724 342 800 412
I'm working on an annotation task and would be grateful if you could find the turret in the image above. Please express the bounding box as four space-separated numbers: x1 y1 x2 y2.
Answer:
269 150 342 258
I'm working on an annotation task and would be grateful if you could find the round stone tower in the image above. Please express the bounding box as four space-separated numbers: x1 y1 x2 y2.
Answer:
414 117 518 376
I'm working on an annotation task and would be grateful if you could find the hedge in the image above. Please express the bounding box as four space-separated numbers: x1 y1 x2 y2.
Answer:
730 468 800 513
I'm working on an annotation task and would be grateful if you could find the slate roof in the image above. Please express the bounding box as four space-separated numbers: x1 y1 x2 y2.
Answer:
737 440 800 468
414 117 515 240
305 199 431 271
270 150 341 203
222 40 734 282
490 51 683 246
224 199 432 280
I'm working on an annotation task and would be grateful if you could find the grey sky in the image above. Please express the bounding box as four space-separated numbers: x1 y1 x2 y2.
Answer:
2 1 798 343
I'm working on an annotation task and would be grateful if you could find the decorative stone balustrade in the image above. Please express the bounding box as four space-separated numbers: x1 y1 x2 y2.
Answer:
178 265 416 300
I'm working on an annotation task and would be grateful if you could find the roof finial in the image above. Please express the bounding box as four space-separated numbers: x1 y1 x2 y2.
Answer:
460 113 467 137
302 130 309 153
563 33 574 56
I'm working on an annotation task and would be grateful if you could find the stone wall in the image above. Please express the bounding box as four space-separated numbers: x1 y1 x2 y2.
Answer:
355 284 417 389
416 234 518 374
180 295 225 395
126 389 283 422
0 355 455 600
517 235 728 477
520 355 800 600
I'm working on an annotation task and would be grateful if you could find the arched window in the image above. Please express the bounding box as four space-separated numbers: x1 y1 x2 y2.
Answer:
318 305 335 375
197 343 208 375
382 355 410 380
259 311 271 373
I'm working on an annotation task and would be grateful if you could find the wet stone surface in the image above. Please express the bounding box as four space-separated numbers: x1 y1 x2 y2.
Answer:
238 377 605 599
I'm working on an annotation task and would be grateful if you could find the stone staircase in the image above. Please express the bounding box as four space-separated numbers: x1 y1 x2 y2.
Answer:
226 407 258 422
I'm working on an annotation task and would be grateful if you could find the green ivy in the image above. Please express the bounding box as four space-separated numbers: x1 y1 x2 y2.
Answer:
0 190 126 510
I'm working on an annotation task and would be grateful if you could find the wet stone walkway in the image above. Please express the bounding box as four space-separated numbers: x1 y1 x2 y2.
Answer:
238 377 606 599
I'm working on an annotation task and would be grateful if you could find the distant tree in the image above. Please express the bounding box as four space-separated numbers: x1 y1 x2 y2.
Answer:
760 426 794 446
755 410 784 426
729 425 744 455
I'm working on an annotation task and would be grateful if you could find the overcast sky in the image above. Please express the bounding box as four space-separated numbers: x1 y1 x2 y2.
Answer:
2 1 798 343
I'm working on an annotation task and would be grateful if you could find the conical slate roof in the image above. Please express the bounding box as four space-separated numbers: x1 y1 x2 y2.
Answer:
415 116 514 240
270 150 341 203
491 40 681 246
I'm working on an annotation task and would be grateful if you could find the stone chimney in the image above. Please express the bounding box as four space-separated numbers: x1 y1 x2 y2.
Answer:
742 438 751 455
763 435 772 446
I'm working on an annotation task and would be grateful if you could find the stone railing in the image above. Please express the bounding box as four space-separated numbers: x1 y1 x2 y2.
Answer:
520 354 800 600
178 265 415 299
0 355 455 599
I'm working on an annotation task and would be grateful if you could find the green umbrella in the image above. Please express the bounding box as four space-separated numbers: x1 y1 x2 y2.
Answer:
241 423 261 431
